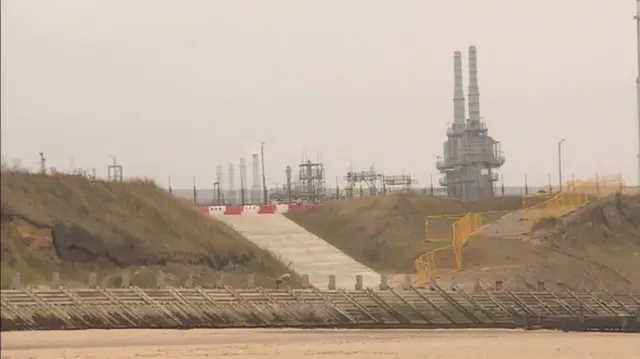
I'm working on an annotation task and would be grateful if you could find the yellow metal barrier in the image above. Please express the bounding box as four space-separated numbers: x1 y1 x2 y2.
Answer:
424 214 466 242
415 212 484 287
452 212 483 267
522 191 588 221
415 174 624 287
415 247 437 286
567 173 624 197
523 173 623 222
521 193 556 209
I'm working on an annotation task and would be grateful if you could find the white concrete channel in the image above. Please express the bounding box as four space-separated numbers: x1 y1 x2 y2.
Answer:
218 213 382 289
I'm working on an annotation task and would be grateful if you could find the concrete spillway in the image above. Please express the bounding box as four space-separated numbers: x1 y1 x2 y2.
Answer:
218 213 381 289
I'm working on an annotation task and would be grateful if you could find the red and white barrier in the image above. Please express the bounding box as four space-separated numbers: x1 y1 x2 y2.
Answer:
201 204 318 215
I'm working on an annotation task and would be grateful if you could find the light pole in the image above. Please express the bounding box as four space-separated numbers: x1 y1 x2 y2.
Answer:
261 142 268 205
558 138 565 192
635 0 640 185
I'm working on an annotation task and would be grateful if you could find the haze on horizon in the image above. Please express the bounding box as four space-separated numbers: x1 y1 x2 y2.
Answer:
1 0 638 189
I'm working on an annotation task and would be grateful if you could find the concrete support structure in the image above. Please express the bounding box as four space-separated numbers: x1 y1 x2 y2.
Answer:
328 275 336 290
156 271 165 289
51 272 60 289
11 273 20 289
88 272 97 288
121 272 130 288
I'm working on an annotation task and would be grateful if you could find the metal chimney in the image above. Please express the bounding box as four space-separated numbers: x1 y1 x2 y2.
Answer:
216 165 224 200
239 158 247 205
453 51 466 127
468 46 481 123
228 163 236 205
251 154 261 204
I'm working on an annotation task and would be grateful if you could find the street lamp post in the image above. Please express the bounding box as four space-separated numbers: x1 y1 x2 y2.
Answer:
558 139 566 192
261 142 268 205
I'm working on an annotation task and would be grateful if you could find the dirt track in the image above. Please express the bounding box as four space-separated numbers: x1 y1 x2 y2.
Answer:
2 329 639 358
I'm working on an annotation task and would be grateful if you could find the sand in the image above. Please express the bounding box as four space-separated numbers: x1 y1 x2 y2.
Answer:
1 329 639 359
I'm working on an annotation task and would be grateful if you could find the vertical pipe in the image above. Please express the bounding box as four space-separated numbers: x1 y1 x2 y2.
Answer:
216 165 224 204
453 51 466 128
228 163 235 205
285 165 292 204
261 142 267 205
558 139 565 192
468 46 480 123
192 176 197 203
240 158 247 205
251 154 260 204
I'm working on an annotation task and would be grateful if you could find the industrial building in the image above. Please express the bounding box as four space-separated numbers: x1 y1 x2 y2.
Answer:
437 46 505 200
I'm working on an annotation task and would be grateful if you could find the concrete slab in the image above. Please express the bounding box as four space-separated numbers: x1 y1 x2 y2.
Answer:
218 214 382 289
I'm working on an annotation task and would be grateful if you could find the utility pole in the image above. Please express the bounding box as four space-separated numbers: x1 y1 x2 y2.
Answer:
214 181 221 205
261 142 268 205
107 155 123 182
558 138 565 192
192 176 197 204
635 0 640 185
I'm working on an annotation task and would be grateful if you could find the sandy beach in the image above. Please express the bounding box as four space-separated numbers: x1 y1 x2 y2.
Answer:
2 328 639 359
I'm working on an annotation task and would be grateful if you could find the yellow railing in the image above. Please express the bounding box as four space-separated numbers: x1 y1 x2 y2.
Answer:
522 191 589 221
414 174 625 287
415 212 484 287
523 173 623 222
424 214 466 242
566 174 624 197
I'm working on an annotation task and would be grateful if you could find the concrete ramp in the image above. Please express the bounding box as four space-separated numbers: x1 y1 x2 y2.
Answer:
481 206 580 239
480 210 528 239
207 205 381 289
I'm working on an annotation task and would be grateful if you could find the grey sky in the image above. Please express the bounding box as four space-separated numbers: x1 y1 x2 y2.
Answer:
1 0 638 188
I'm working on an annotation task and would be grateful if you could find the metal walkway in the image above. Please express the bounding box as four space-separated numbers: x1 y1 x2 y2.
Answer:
2 284 639 332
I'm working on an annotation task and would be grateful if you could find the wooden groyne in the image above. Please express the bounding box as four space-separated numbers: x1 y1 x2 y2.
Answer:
2 283 639 332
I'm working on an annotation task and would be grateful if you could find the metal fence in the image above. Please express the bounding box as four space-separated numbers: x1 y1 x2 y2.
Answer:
2 283 639 332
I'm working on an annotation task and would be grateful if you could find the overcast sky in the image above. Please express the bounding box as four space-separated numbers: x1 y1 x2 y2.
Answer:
1 0 638 188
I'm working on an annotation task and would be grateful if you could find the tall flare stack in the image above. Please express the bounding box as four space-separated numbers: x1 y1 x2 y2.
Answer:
453 51 466 128
468 46 481 123
239 158 247 205
228 163 236 205
251 154 261 204
437 46 505 200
